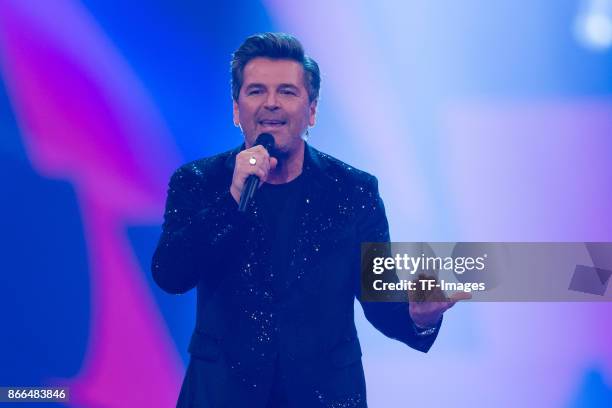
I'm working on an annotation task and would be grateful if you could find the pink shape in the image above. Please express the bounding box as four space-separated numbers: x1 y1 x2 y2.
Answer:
0 1 184 406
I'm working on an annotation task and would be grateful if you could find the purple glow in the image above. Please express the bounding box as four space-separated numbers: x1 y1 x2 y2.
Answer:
0 1 182 406
442 100 612 241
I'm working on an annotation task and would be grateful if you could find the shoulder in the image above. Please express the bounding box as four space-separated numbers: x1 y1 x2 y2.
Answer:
178 148 234 176
171 147 236 182
167 147 237 195
309 147 389 236
309 146 379 191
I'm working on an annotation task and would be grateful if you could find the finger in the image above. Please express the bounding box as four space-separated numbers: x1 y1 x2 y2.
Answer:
269 157 278 170
249 167 266 183
240 152 266 172
249 151 271 173
258 167 267 179
258 166 269 184
449 291 472 302
245 145 263 154
240 147 268 164
250 145 270 159
423 286 448 303
439 292 471 313
240 156 259 175
261 154 271 173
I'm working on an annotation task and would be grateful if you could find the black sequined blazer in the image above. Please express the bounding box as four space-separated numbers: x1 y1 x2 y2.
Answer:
152 143 440 408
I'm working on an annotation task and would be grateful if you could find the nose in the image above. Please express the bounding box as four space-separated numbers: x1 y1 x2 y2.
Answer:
264 93 279 110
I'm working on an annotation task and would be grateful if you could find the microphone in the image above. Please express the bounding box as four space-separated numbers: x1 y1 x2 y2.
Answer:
238 133 275 212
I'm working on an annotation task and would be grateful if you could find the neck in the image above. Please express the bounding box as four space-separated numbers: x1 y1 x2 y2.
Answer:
267 140 305 184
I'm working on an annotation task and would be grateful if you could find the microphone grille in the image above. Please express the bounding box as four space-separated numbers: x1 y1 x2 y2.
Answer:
255 133 275 151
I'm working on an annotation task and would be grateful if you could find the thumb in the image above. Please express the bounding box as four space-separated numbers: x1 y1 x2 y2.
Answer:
269 157 278 170
449 291 472 302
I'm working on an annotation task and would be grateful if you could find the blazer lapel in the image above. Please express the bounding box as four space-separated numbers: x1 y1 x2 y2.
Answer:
282 144 344 291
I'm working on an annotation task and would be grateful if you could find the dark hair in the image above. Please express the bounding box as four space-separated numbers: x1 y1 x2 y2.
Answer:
231 32 320 102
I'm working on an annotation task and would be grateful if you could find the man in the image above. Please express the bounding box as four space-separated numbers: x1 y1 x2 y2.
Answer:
152 32 467 408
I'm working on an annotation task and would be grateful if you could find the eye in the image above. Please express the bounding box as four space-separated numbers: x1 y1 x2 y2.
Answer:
247 89 262 95
280 88 297 96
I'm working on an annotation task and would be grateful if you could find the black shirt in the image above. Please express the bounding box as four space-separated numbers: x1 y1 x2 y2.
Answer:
256 174 305 292
254 174 305 407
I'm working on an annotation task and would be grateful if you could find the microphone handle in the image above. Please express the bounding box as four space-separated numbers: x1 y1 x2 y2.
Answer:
238 174 259 212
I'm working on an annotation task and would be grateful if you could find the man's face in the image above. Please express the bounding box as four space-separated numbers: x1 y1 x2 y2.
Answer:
233 57 317 155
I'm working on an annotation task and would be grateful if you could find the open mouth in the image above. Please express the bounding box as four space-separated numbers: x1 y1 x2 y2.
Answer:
258 119 287 127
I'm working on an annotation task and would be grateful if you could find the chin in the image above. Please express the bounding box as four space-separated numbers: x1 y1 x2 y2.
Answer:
249 130 303 156
280 136 305 151
271 144 290 159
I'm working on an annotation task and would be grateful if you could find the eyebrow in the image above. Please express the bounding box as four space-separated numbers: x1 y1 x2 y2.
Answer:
244 83 300 91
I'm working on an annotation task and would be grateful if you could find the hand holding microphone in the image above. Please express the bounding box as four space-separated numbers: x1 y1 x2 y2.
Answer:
230 133 277 211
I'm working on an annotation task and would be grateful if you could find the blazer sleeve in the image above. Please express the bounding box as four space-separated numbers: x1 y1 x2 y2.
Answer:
355 175 442 353
151 163 249 294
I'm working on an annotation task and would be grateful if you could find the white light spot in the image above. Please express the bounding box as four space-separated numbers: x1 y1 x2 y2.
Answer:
575 12 612 50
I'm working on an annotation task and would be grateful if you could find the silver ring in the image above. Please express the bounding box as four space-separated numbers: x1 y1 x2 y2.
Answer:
249 156 257 166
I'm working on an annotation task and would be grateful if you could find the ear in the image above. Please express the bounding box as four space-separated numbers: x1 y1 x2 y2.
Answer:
308 99 318 127
233 100 240 127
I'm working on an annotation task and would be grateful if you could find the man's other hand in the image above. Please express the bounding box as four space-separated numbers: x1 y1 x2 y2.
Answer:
407 273 472 329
